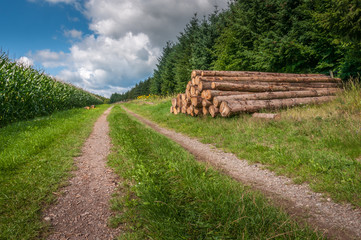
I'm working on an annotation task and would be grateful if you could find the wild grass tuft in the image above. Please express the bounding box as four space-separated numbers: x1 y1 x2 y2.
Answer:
107 106 322 239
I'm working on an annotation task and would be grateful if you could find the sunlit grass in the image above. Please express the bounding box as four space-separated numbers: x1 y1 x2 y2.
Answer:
123 83 361 207
0 105 108 239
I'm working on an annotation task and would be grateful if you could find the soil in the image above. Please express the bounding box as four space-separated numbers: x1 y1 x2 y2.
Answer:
122 106 361 240
43 107 121 240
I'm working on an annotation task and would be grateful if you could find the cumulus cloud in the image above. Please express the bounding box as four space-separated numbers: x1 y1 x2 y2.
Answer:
16 56 34 68
30 0 228 97
64 29 83 39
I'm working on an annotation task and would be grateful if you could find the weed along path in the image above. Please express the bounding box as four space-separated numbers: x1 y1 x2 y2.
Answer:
122 106 361 240
44 106 121 239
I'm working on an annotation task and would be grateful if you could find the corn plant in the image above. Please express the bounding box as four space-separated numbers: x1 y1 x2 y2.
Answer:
0 52 103 127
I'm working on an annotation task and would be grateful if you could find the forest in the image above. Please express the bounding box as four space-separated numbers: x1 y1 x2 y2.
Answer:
110 0 361 103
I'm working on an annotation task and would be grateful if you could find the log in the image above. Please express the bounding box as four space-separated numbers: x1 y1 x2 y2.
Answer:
190 86 199 96
172 98 177 108
212 89 340 107
182 98 191 108
181 93 187 101
186 81 192 91
202 99 212 107
209 105 219 118
181 105 187 114
198 81 213 91
176 94 182 108
187 106 193 115
252 113 280 120
191 70 203 78
194 107 201 116
203 106 209 115
219 96 336 117
211 81 319 92
204 90 255 100
191 96 203 107
197 75 339 83
186 89 191 99
170 106 174 113
201 70 330 78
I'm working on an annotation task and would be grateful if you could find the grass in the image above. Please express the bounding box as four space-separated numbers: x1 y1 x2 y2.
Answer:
0 104 109 240
107 105 322 239
123 82 361 207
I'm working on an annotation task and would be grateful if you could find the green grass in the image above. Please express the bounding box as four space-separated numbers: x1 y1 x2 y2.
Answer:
107 105 322 239
0 105 109 239
123 84 361 207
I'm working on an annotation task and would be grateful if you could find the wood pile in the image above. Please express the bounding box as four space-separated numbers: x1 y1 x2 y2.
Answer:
171 70 342 117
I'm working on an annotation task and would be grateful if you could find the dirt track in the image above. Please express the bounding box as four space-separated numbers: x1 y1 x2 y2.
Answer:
44 107 121 240
122 106 361 240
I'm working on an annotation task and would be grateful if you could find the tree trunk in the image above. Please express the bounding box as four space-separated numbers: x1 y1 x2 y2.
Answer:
191 96 203 107
202 99 212 107
219 96 336 117
203 106 209 115
198 81 213 91
201 70 330 78
209 105 219 118
211 81 328 92
204 90 254 100
212 89 339 107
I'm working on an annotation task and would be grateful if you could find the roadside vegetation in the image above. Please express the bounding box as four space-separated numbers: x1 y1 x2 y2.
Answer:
123 81 361 207
107 105 323 239
0 52 103 127
0 105 108 239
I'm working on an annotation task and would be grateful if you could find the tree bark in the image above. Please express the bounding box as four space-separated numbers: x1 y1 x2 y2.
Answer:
219 96 336 117
211 81 329 92
212 89 339 107
204 90 254 100
201 70 331 78
198 81 213 91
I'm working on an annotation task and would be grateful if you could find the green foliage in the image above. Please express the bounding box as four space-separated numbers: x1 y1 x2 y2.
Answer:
108 106 322 239
0 105 108 239
113 0 361 99
0 52 103 127
124 89 361 207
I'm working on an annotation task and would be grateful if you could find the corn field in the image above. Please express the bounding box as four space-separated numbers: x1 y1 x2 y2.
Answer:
0 52 103 127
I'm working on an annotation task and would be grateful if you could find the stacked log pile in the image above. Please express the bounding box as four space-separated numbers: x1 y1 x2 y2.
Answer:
171 70 342 117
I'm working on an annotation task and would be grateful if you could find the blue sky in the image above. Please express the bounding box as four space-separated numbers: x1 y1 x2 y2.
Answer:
1 0 227 97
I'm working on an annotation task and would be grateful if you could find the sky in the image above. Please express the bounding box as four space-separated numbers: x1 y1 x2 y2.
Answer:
0 0 228 97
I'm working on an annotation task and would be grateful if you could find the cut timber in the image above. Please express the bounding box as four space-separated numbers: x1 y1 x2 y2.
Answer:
203 106 209 115
209 105 219 118
191 70 203 78
201 70 330 78
190 86 199 96
252 113 280 120
187 106 193 115
186 81 192 91
191 96 203 107
204 90 254 100
198 81 212 92
220 96 336 117
170 106 174 113
194 107 201 116
172 98 177 108
186 89 191 99
202 99 212 107
182 98 191 108
213 89 339 107
211 81 323 92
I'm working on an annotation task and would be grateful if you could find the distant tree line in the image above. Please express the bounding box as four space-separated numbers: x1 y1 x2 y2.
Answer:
110 0 361 103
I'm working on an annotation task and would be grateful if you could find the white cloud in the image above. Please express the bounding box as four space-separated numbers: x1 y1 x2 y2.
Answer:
64 29 83 39
16 56 34 68
31 0 228 97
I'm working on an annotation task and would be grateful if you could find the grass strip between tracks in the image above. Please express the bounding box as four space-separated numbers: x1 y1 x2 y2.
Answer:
0 104 109 239
107 105 322 239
